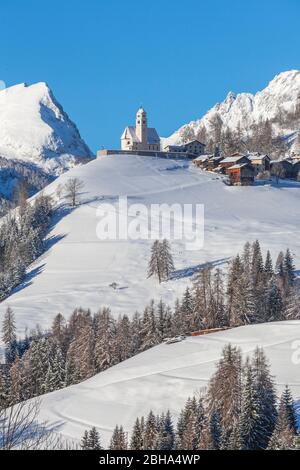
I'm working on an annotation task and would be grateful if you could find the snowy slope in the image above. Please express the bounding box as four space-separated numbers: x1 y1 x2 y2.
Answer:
163 70 300 148
0 82 93 175
1 154 300 339
32 321 300 445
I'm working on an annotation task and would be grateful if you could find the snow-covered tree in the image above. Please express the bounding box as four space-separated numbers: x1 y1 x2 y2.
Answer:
147 239 174 283
130 417 144 450
110 425 128 450
2 306 17 364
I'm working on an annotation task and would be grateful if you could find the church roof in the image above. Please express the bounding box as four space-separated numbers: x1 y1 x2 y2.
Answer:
121 126 160 144
121 126 139 142
147 127 160 144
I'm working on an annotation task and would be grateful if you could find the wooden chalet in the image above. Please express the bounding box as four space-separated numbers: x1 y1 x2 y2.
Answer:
193 154 211 168
247 153 271 174
219 154 250 173
227 162 255 186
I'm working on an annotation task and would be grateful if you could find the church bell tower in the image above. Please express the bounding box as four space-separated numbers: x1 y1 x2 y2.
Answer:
136 107 147 146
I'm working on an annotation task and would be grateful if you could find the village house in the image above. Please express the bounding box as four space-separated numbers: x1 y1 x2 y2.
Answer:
121 107 160 152
193 154 223 171
227 163 255 186
247 153 271 174
164 139 205 157
219 154 250 173
193 154 211 168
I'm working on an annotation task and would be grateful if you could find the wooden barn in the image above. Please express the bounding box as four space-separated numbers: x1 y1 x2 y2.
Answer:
227 163 255 186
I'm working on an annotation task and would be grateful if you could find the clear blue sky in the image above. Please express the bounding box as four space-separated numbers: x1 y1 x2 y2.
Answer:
1 0 300 152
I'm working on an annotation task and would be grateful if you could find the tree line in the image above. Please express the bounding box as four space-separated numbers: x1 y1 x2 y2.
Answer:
1 240 299 406
81 346 299 450
0 193 53 302
180 112 296 159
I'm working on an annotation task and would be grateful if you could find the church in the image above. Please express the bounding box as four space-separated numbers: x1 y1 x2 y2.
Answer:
121 107 160 152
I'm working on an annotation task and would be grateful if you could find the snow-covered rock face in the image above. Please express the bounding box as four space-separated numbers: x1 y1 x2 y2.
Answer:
164 70 300 147
0 82 93 175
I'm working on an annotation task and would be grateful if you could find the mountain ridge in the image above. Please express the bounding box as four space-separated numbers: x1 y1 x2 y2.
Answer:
164 70 300 152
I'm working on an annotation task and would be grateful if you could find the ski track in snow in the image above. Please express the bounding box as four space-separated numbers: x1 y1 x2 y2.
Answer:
28 321 300 445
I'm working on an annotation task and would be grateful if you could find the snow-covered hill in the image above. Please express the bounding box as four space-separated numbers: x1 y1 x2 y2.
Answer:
31 321 300 445
163 70 300 149
0 82 93 175
2 154 300 338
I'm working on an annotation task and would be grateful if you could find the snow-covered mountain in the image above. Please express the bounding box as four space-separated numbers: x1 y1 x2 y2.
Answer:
26 321 300 445
0 82 93 175
2 154 300 338
163 70 300 149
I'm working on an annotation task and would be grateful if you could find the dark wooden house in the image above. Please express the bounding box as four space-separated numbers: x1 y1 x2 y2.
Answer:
247 154 271 174
227 163 255 186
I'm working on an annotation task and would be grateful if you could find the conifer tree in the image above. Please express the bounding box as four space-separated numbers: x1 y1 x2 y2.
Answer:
181 287 194 333
283 248 296 288
157 410 175 450
94 308 116 372
160 239 175 280
268 396 296 450
148 240 163 283
251 347 277 448
130 417 144 450
139 304 160 352
144 410 158 450
240 362 264 449
266 280 283 321
88 427 102 450
81 430 90 449
264 250 274 279
207 345 242 434
110 425 127 450
279 385 297 434
2 306 17 364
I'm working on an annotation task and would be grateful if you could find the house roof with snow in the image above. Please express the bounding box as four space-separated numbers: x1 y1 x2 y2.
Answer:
183 139 205 146
221 155 247 163
228 163 251 170
247 154 270 161
193 155 210 161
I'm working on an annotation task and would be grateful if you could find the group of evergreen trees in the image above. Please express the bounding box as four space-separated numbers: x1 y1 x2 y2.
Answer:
1 240 299 407
81 346 299 450
0 193 53 301
182 113 293 158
